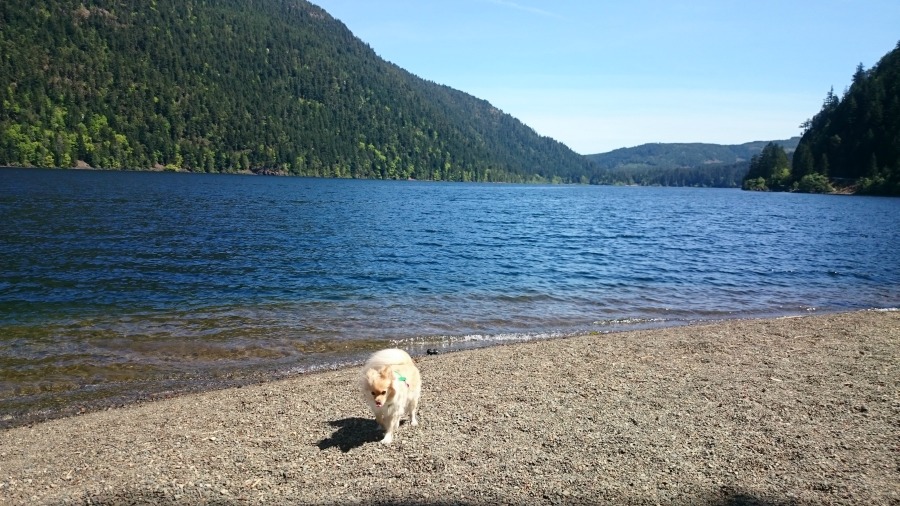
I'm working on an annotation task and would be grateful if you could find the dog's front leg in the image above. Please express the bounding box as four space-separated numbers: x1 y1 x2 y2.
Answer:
408 398 419 427
380 414 400 444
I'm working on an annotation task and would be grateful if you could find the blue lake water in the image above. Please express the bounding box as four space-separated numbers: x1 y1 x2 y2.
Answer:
1 168 898 423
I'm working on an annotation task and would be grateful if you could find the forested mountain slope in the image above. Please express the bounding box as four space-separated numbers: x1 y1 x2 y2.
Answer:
0 0 593 182
792 42 900 195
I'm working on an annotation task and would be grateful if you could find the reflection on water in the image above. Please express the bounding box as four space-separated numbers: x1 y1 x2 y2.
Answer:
1 168 898 425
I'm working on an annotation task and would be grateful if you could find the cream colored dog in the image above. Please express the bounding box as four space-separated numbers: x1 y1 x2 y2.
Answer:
359 348 421 444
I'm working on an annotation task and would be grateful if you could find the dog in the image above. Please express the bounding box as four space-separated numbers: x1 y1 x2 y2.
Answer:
359 348 421 444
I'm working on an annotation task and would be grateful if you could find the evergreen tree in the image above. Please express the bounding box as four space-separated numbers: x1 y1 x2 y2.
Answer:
792 143 815 180
742 142 791 191
792 42 900 195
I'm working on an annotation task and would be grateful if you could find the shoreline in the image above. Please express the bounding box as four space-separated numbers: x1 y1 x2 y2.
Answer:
0 313 802 431
0 310 877 432
1 310 897 504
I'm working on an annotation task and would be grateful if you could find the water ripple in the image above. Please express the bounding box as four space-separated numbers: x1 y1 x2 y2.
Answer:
0 169 899 422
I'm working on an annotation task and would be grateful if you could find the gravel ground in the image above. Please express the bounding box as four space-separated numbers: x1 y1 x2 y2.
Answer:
0 310 897 505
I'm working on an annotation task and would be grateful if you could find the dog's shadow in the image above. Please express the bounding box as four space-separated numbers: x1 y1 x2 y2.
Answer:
317 417 383 452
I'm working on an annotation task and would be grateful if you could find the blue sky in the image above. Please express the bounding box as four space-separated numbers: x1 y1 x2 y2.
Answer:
312 0 900 154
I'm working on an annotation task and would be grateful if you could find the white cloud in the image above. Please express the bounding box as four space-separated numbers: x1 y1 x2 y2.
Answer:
484 0 565 19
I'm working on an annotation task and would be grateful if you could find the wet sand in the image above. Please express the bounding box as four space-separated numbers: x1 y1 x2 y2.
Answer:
0 310 897 505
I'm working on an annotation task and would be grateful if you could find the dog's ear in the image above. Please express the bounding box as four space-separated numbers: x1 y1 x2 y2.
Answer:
366 368 381 384
379 365 394 380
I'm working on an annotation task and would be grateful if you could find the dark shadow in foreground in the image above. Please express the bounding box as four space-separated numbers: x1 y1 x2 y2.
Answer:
52 488 814 505
316 416 382 452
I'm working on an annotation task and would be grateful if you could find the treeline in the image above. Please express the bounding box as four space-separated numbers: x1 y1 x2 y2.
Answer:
590 162 750 188
747 42 900 195
0 0 593 182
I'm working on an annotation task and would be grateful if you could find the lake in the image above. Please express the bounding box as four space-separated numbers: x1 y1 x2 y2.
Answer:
1 168 898 424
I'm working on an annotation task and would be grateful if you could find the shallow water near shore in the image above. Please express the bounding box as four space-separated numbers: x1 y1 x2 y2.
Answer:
1 168 899 424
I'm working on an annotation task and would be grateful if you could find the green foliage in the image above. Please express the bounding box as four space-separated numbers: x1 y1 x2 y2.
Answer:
792 143 815 180
857 174 900 195
742 177 768 192
742 142 792 191
0 0 593 182
795 173 833 194
792 42 900 195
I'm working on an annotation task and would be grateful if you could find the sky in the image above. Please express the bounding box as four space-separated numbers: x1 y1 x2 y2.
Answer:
311 1 900 155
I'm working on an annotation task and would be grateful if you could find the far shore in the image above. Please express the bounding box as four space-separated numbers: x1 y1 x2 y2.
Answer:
0 310 897 505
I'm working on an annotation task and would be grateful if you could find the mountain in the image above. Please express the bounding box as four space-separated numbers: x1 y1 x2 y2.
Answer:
0 0 594 183
584 138 800 187
586 138 801 170
791 42 900 195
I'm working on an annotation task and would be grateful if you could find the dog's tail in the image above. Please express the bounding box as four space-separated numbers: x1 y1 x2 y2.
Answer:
365 348 414 368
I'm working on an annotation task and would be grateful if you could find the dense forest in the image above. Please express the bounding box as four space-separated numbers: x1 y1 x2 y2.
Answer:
744 42 900 195
590 161 751 188
586 138 799 188
4 1 896 190
0 0 594 182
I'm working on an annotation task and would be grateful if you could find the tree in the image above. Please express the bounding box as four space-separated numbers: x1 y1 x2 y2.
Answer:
742 142 791 191
790 41 900 194
792 143 815 180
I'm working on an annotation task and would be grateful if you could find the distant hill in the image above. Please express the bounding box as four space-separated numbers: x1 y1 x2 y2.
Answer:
583 138 801 187
586 138 801 170
0 0 593 183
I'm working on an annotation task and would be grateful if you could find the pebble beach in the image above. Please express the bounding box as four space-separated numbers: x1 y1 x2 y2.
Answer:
1 310 897 505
